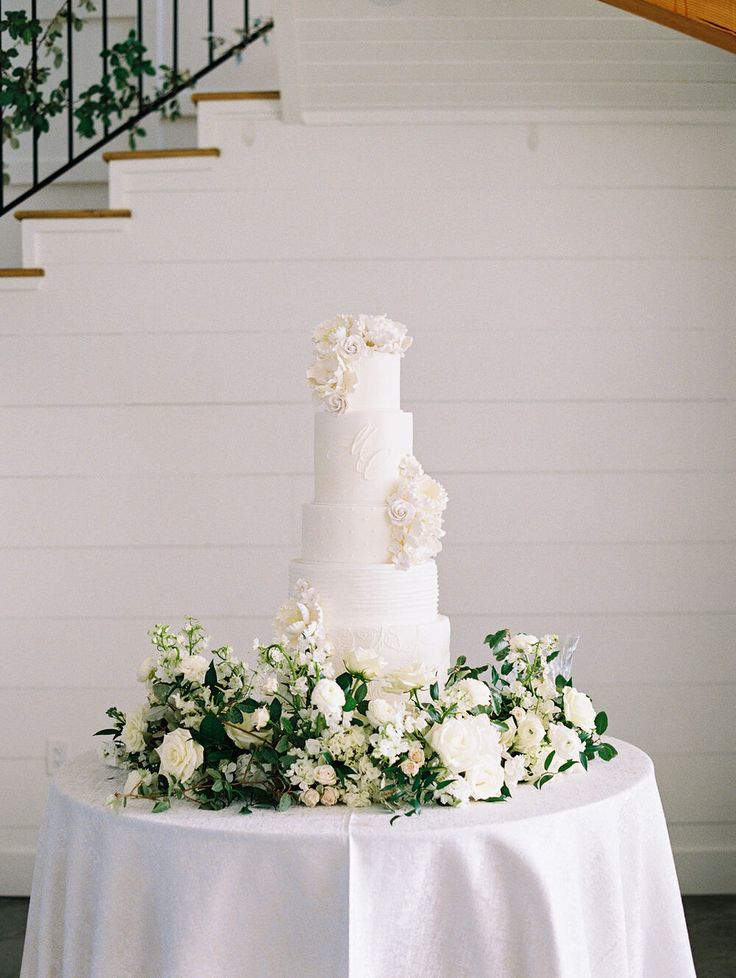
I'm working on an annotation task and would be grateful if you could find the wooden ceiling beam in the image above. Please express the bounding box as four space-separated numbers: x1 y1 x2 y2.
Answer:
599 1 736 54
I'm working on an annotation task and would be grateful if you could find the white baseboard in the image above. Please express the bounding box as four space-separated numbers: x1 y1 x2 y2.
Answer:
1 845 733 899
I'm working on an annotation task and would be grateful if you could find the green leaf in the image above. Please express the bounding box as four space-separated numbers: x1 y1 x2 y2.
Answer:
198 712 228 747
93 727 119 737
151 799 170 814
535 774 553 790
558 759 576 772
336 672 352 692
204 659 218 689
269 698 282 723
275 735 290 753
598 742 618 762
595 711 608 736
354 681 368 703
579 751 588 770
429 681 439 701
277 794 292 811
543 750 556 771
484 629 508 652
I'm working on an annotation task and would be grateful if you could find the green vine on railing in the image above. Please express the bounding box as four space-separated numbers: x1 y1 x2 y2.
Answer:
0 2 268 187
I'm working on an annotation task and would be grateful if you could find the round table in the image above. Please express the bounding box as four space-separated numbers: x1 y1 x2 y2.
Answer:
21 739 694 978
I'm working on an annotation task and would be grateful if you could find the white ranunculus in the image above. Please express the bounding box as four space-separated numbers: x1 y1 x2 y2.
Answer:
384 661 437 694
366 697 405 728
454 678 492 709
386 493 417 526
313 764 337 786
179 654 209 685
513 712 546 755
466 757 504 800
156 728 204 784
311 678 346 717
342 646 387 680
428 713 502 775
121 705 148 754
548 722 584 762
300 787 320 807
226 707 270 749
562 687 597 733
136 656 156 684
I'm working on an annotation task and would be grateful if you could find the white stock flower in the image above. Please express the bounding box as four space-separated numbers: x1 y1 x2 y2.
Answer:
384 661 436 694
314 764 337 786
179 654 209 685
503 754 528 790
562 687 597 733
454 678 492 710
509 634 539 661
428 713 502 775
513 712 546 755
156 728 204 784
311 678 346 717
342 646 387 680
120 705 148 754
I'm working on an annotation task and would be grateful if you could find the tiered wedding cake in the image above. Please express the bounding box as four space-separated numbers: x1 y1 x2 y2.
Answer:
292 314 450 679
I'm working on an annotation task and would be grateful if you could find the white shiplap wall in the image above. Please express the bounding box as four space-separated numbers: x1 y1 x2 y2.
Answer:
1 96 735 894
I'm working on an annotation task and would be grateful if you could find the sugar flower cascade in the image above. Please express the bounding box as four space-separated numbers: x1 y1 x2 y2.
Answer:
98 583 616 817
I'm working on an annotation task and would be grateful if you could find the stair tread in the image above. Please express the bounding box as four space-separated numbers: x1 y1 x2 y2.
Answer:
0 267 45 277
191 90 280 103
14 208 132 221
103 147 220 162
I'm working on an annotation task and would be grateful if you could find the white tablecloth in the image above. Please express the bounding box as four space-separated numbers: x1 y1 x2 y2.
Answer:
21 739 694 978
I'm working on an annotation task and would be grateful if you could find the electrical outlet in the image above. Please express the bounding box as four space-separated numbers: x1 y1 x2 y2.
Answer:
45 738 69 776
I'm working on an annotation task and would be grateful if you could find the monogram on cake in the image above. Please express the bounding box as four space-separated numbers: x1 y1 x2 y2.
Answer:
288 314 450 682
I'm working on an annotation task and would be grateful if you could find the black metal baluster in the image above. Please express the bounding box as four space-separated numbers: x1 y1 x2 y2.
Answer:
172 0 178 80
66 1 73 162
0 0 4 212
31 0 38 186
244 1 250 36
207 1 214 65
136 0 143 112
102 0 109 136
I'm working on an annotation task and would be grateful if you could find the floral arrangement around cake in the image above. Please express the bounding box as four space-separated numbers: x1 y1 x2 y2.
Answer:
307 313 412 414
98 581 616 818
386 455 448 569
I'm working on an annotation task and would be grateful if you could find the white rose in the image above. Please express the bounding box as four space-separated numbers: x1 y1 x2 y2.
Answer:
226 708 270 749
548 722 584 763
509 634 539 660
121 705 148 754
136 656 156 683
562 687 597 733
366 697 405 728
179 654 209 685
314 764 337 786
384 661 436 693
466 757 504 800
386 493 417 526
301 787 320 808
156 728 204 785
513 712 546 754
428 714 501 775
321 785 339 806
454 678 491 709
342 646 387 680
311 678 345 717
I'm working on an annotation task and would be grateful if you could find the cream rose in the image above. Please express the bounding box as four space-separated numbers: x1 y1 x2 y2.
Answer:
301 787 320 808
121 705 148 754
400 758 421 777
562 687 597 733
156 728 204 784
311 678 345 717
321 785 339 806
513 712 546 755
428 714 502 775
314 764 337 786
179 654 209 685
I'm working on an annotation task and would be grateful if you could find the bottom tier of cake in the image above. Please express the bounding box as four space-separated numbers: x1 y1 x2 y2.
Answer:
328 615 451 680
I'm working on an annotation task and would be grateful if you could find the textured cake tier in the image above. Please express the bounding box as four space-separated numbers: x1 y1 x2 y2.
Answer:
302 503 390 563
289 559 438 625
329 615 451 678
315 410 412 505
348 352 400 412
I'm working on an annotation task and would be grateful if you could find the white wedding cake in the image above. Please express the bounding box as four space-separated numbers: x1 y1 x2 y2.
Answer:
290 314 450 679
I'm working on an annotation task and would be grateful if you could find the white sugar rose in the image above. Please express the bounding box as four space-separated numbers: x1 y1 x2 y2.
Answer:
121 705 148 754
301 787 320 808
367 697 404 728
386 493 417 526
454 678 492 709
513 712 546 754
384 661 437 693
314 764 337 786
321 785 339 806
428 713 501 775
157 728 204 785
548 722 584 763
399 455 424 479
466 757 504 800
339 334 366 359
179 654 209 685
274 590 323 643
342 646 387 680
562 687 597 733
325 392 347 414
311 678 345 717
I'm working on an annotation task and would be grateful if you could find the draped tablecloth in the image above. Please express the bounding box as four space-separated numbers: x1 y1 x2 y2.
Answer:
21 739 694 978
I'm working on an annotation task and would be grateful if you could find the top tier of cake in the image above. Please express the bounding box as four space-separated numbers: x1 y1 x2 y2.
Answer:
344 352 401 413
